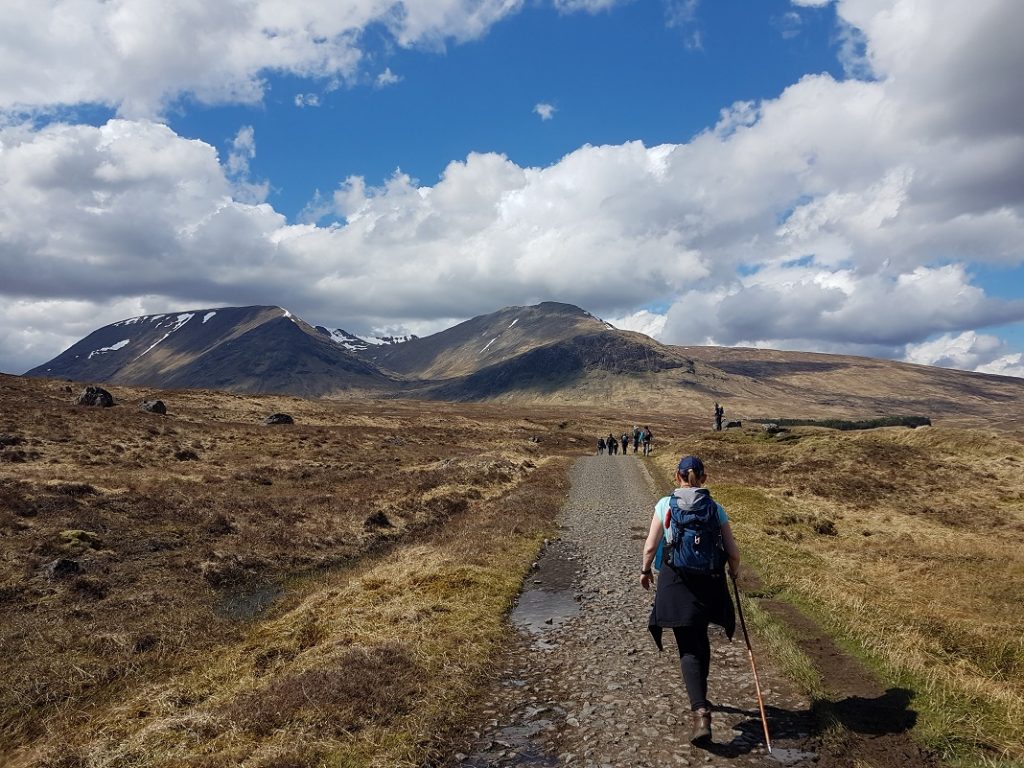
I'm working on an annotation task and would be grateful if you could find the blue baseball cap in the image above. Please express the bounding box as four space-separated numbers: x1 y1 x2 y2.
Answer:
677 455 705 476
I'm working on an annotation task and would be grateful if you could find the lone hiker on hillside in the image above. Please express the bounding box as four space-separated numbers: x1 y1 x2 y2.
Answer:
714 402 724 432
640 455 741 746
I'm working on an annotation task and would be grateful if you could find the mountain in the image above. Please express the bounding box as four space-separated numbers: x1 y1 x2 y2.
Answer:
357 302 700 400
23 301 1024 426
25 306 392 397
361 302 616 378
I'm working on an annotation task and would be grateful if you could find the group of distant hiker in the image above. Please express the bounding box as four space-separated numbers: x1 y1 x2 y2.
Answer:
596 425 653 456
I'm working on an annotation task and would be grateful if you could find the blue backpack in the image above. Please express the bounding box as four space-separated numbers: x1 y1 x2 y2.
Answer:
660 489 726 575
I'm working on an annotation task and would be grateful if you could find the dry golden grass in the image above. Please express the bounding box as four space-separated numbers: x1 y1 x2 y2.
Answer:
652 425 1024 765
9 366 1022 767
0 374 606 767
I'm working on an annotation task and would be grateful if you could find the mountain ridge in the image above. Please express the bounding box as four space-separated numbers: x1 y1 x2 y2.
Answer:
22 301 1024 425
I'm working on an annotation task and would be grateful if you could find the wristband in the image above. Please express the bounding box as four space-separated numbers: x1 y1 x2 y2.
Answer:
641 568 652 576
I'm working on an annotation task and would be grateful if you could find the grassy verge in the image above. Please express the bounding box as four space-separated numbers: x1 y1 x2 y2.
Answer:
28 458 570 768
0 376 591 767
650 429 1024 766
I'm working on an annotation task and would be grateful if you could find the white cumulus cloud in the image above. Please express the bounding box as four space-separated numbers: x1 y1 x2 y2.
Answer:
375 68 402 88
0 0 527 118
905 331 1024 377
533 102 556 120
2 0 1024 380
294 93 321 107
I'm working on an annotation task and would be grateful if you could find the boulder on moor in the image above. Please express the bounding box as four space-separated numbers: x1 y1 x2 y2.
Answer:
77 386 114 407
140 400 167 414
263 413 294 426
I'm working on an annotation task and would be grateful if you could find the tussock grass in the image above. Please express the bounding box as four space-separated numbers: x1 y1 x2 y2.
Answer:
0 373 586 767
654 426 1024 766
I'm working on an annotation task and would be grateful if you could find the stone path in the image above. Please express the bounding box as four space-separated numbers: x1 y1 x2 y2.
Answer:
446 455 820 768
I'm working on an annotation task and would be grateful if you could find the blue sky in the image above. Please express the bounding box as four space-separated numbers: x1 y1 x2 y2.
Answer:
164 0 844 220
1 0 1022 377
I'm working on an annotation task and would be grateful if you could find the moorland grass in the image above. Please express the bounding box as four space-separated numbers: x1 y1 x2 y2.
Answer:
652 426 1024 766
0 374 590 767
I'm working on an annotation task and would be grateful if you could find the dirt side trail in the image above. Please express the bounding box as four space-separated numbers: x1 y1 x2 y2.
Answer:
443 454 941 768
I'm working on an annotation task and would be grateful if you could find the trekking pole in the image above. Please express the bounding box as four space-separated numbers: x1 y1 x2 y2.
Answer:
730 571 773 754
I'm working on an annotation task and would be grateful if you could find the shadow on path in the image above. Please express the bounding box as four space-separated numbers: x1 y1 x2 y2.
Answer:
694 685 933 767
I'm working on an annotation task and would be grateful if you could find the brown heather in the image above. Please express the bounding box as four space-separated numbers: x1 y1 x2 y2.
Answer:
652 426 1024 765
0 373 637 767
3 370 1024 767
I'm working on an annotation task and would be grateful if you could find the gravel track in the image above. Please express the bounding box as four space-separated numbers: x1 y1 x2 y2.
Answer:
447 454 820 768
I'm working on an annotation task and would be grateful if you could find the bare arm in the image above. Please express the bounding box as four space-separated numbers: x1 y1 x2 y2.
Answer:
640 509 662 590
721 522 740 577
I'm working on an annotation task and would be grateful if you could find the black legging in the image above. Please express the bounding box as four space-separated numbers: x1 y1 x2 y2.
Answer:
672 623 711 711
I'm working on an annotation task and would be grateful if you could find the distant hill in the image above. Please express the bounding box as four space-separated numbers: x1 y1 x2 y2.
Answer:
23 302 1024 426
362 302 618 378
24 306 392 397
360 302 697 400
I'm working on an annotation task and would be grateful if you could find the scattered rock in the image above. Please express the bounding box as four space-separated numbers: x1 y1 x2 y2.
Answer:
203 512 236 535
364 511 393 529
43 558 82 579
140 400 167 414
174 449 200 461
724 420 742 429
77 386 114 407
263 413 294 426
0 434 24 447
814 519 838 536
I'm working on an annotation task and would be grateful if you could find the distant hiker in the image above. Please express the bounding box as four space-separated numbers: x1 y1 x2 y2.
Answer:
642 426 653 456
597 437 606 455
714 403 724 432
633 425 642 453
621 433 630 454
607 433 618 455
640 455 741 746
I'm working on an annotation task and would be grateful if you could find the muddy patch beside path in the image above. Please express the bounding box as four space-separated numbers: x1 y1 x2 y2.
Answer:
758 599 941 768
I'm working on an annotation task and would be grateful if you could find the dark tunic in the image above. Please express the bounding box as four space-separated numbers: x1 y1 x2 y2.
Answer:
648 563 736 650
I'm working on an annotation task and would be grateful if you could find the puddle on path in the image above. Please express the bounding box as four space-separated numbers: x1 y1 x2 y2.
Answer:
769 746 819 765
510 538 580 647
457 540 580 766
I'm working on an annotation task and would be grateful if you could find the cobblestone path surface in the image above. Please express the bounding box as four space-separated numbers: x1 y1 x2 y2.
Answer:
447 454 820 768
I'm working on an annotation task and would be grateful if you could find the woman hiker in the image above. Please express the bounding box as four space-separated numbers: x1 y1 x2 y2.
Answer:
640 455 741 745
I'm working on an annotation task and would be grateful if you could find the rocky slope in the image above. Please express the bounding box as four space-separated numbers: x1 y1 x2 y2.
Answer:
25 306 391 397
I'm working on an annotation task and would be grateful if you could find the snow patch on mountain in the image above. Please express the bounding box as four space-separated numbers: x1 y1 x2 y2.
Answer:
202 312 216 324
315 326 414 351
136 313 194 358
88 339 130 359
362 334 414 346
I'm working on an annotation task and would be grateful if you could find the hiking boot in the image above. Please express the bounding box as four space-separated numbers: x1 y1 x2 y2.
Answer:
690 708 712 745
